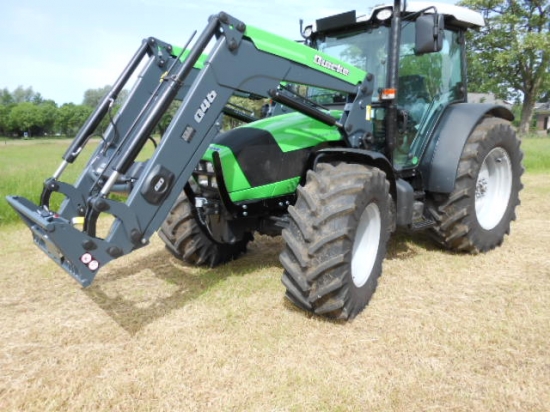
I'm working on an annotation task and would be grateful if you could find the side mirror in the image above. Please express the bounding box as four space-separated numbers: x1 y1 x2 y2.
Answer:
415 13 444 54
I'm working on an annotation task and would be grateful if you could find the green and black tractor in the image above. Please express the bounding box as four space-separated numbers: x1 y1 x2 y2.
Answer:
7 1 523 320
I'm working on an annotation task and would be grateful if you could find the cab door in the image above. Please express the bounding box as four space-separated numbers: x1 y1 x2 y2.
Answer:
394 25 466 169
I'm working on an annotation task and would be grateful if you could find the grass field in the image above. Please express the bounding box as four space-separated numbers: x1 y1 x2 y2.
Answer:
0 138 153 226
1 136 549 226
0 137 549 410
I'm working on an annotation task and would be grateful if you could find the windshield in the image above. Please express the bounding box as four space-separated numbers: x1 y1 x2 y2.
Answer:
312 26 390 103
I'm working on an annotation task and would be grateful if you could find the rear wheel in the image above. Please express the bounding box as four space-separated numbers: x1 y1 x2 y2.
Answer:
280 163 392 320
158 191 251 267
429 117 523 252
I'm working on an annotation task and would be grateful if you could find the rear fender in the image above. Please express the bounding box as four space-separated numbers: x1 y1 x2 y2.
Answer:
420 103 514 194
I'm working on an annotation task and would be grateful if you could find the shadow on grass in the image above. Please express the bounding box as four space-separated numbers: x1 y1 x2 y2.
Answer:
83 237 283 335
83 232 440 334
386 229 441 260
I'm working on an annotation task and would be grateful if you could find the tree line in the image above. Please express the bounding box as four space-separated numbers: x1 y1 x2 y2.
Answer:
0 85 129 138
0 85 262 138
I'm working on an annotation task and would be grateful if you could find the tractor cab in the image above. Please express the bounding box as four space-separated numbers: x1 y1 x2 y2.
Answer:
303 2 484 169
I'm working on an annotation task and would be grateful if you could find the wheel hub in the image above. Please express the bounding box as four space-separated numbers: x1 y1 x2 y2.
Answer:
475 147 513 230
476 177 488 199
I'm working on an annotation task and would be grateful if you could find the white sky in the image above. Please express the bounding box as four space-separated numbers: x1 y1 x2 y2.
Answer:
1 0 458 105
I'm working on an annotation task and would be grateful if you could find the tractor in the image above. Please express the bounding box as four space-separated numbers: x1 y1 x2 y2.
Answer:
7 1 523 320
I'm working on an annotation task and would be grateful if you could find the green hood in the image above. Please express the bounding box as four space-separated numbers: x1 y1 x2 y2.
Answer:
201 111 343 202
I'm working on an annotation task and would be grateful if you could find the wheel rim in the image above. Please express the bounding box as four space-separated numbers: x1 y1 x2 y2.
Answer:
351 202 381 287
475 147 513 230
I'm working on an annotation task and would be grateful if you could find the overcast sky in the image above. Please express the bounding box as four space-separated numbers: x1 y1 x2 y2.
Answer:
1 0 458 105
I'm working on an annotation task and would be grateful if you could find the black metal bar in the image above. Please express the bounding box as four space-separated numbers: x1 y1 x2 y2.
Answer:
222 105 257 123
113 16 221 175
279 84 330 111
62 41 150 164
268 89 342 129
385 0 403 159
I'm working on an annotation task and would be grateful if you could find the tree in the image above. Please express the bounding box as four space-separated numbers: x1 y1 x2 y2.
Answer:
0 88 14 135
11 86 36 104
460 0 550 134
36 100 58 135
8 102 40 136
6 100 59 137
56 103 76 136
82 86 111 107
32 93 44 105
0 88 14 106
56 103 93 136
0 104 10 135
0 87 62 136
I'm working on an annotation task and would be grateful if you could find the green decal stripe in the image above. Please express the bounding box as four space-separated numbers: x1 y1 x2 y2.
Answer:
229 177 301 202
244 26 366 85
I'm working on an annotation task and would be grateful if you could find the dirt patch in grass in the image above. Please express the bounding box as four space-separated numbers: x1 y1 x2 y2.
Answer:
0 174 548 411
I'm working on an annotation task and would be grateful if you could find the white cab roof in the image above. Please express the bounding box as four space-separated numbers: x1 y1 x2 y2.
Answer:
405 1 485 27
360 1 485 28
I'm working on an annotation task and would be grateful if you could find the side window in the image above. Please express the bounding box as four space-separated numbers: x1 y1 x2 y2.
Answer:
394 24 463 168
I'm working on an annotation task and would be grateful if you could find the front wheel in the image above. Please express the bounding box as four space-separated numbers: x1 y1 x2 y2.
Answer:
280 163 392 320
158 191 251 267
428 117 523 252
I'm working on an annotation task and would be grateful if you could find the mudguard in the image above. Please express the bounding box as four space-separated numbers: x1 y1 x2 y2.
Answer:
420 103 514 194
309 147 414 226
311 147 396 194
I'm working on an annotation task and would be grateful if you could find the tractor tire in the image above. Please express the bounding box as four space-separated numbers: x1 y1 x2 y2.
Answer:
280 163 392 320
428 117 523 252
158 191 251 267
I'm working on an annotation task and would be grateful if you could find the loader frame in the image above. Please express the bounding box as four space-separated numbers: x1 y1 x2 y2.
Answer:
7 12 376 286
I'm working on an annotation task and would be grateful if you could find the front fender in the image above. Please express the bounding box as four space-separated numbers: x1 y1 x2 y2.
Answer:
312 147 396 196
420 103 514 194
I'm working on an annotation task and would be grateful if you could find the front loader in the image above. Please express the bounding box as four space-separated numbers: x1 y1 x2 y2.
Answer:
7 1 523 320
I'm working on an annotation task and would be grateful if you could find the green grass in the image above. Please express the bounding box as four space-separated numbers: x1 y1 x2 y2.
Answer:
0 138 100 225
522 135 550 173
1 135 549 226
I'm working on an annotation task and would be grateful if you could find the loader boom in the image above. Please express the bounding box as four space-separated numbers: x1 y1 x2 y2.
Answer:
7 12 374 286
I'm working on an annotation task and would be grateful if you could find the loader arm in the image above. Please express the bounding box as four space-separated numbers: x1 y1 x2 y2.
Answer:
7 12 374 287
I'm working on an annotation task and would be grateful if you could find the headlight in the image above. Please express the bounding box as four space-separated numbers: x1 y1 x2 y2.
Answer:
197 175 217 188
194 161 217 189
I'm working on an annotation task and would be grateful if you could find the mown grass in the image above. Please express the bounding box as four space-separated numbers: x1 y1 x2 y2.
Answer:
0 136 548 410
0 174 548 411
1 135 549 226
